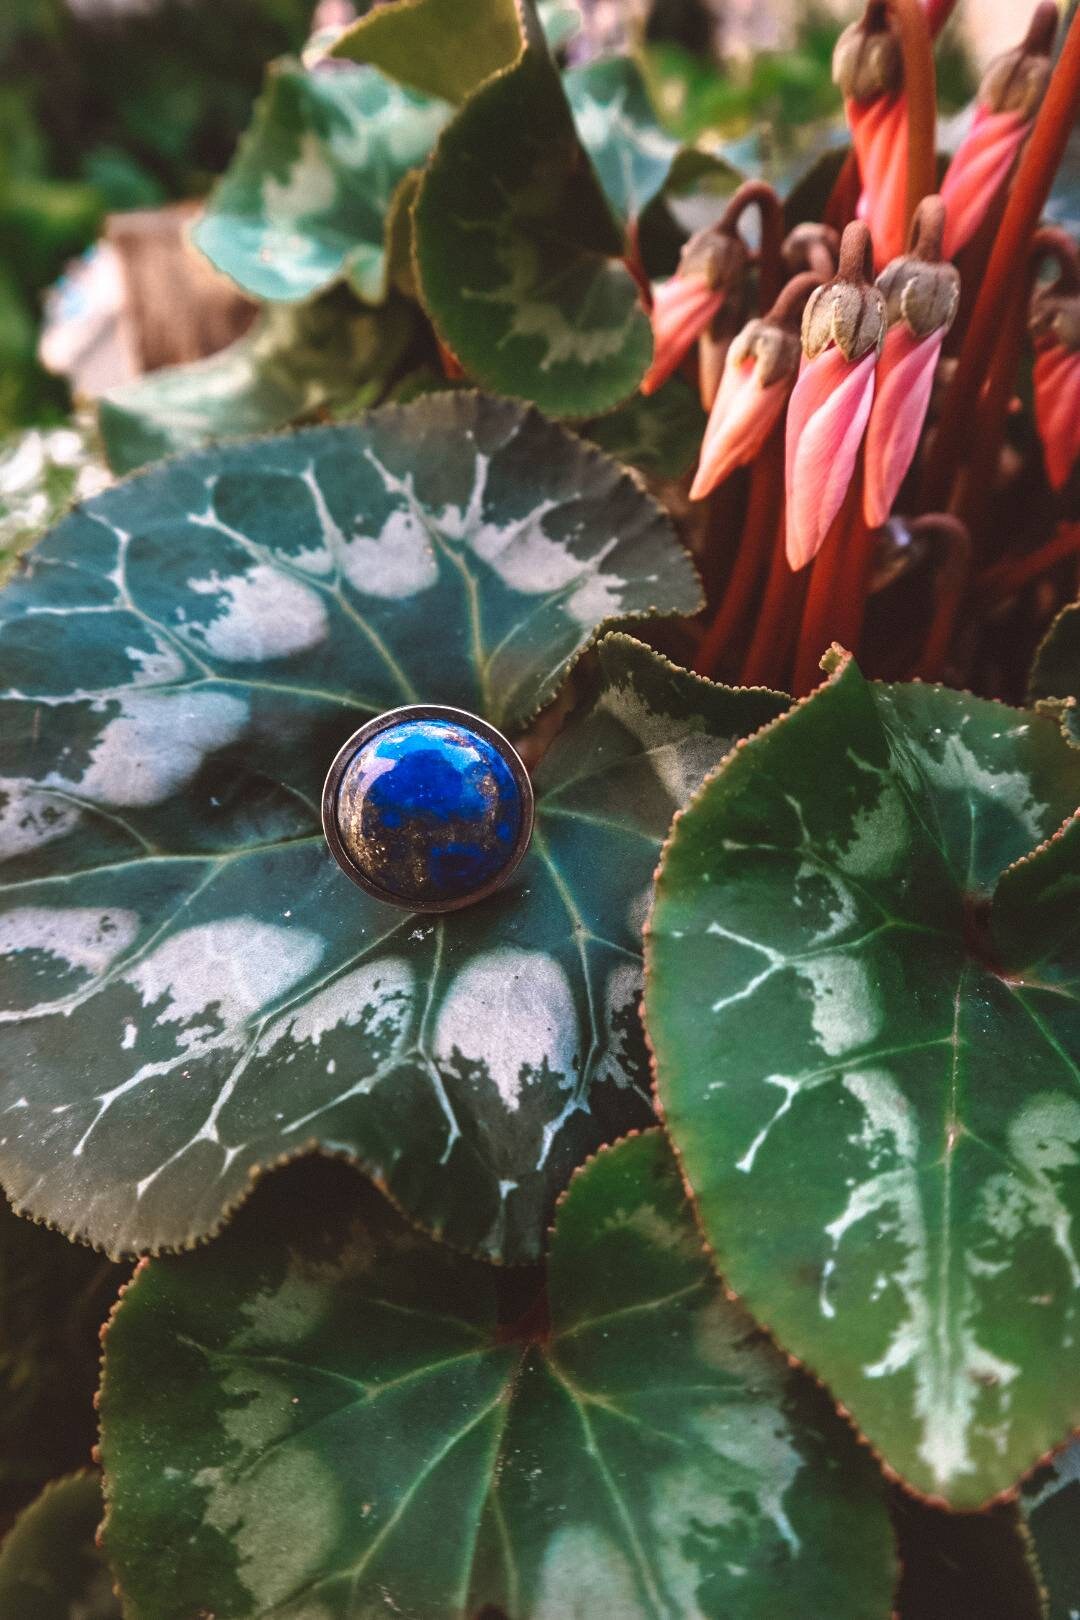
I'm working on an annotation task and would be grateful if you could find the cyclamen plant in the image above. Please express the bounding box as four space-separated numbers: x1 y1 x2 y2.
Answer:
1 0 1080 1616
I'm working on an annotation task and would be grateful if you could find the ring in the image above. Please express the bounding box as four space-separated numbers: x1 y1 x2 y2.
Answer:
321 705 535 913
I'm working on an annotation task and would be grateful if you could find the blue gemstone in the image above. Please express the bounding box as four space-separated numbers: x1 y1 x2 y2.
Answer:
333 716 526 906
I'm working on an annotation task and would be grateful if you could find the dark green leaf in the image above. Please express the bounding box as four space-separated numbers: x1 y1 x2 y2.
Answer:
584 373 706 479
327 0 522 104
99 1132 895 1619
565 55 680 225
98 290 417 476
0 1473 118 1620
647 650 1080 1505
1023 1437 1080 1620
0 396 722 1264
414 49 653 417
191 60 449 304
1030 599 1080 745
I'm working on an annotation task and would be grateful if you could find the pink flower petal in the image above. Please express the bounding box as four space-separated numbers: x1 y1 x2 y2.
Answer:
849 94 909 269
785 347 877 570
863 325 945 527
1034 345 1080 491
641 274 725 395
690 356 790 499
940 108 1029 258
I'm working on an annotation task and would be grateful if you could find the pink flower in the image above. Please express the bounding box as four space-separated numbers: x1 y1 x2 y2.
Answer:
849 93 910 271
785 347 878 570
940 6 1055 259
640 274 725 395
690 317 800 499
1034 344 1080 492
940 109 1031 259
863 324 946 526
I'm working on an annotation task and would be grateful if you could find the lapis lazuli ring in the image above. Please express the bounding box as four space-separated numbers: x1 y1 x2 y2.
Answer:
321 705 535 913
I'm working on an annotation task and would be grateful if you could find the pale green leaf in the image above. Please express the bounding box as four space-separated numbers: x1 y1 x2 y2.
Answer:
327 0 522 104
565 55 680 225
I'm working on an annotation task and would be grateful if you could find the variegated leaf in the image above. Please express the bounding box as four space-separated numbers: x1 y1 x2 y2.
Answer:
414 47 653 417
99 1133 895 1620
99 289 416 475
646 650 1080 1506
0 393 726 1263
584 374 706 478
191 60 449 305
0 1473 118 1620
1022 1436 1080 1619
565 55 680 226
0 423 110 576
327 0 522 104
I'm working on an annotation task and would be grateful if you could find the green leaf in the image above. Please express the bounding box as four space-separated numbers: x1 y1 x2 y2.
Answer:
0 1473 118 1620
565 55 680 225
0 423 110 576
191 60 450 305
99 1132 895 1619
414 48 653 417
327 0 522 104
646 650 1080 1506
1022 1437 1080 1620
1029 599 1080 745
98 290 417 476
0 1202 125 1521
0 394 723 1265
539 0 581 51
584 373 706 479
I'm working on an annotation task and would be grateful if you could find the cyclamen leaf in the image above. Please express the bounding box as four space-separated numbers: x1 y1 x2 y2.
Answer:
414 48 653 417
1029 598 1080 745
0 394 721 1264
98 290 417 475
565 55 680 226
191 60 449 305
99 1133 896 1620
0 1473 118 1620
1022 1436 1080 1620
327 0 522 104
0 424 110 574
646 650 1080 1506
584 373 706 479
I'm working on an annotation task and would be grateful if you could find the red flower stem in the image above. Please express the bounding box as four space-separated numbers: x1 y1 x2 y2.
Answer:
923 0 959 37
792 475 866 697
741 514 808 689
720 181 785 311
948 278 1029 534
910 514 972 679
693 428 785 679
975 523 1080 598
922 7 1080 511
887 0 937 234
624 217 652 309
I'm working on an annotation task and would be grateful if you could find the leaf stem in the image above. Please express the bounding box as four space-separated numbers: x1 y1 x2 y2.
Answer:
922 7 1080 510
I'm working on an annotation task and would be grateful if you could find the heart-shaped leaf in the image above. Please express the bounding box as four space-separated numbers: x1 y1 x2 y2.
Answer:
1030 599 1080 745
99 290 416 475
646 650 1080 1506
584 373 706 478
0 1473 118 1620
327 0 522 104
565 55 680 226
99 1132 895 1620
191 60 449 304
0 393 725 1263
414 48 653 417
1022 1436 1080 1620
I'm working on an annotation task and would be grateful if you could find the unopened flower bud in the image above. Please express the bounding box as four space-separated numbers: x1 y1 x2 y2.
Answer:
877 205 960 339
729 318 802 390
833 9 901 104
678 225 750 294
802 275 886 363
782 223 840 280
979 3 1056 119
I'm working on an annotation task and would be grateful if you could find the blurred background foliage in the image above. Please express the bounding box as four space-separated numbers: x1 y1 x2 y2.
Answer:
0 0 976 437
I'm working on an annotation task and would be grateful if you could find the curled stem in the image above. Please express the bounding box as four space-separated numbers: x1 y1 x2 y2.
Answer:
720 180 785 310
923 8 1080 510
